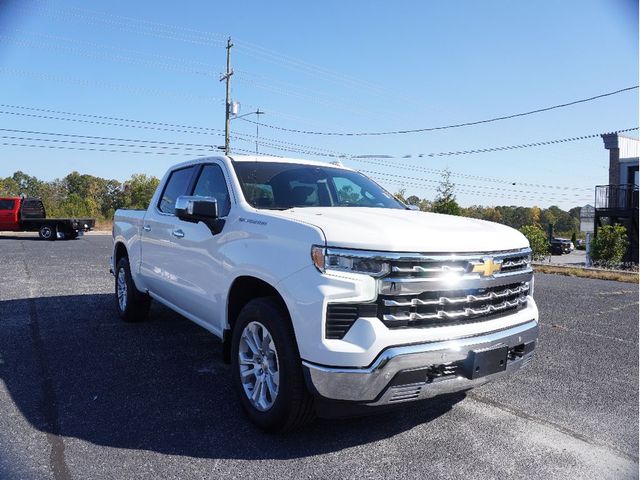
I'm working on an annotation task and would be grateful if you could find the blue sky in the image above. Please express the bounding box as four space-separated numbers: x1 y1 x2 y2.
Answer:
0 0 637 209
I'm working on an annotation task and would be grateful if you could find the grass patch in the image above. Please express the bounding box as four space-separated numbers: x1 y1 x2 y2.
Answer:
94 219 113 231
534 264 639 283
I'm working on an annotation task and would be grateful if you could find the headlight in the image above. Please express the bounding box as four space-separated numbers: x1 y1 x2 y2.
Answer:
311 246 389 277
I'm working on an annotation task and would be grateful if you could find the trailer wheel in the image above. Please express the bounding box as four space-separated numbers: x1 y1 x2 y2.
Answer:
38 225 56 241
115 257 151 322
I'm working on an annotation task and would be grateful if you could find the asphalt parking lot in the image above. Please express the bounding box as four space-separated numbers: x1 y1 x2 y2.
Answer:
0 234 638 480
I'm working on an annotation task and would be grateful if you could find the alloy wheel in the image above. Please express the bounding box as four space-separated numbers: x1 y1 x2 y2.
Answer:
116 267 128 312
238 321 280 411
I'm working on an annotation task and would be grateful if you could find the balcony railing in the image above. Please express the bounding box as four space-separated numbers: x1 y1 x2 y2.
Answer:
595 184 639 210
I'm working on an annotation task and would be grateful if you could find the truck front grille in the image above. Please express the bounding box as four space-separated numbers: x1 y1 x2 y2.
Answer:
325 248 533 337
379 281 529 328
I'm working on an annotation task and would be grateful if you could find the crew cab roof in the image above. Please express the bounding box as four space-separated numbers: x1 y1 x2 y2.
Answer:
167 155 352 171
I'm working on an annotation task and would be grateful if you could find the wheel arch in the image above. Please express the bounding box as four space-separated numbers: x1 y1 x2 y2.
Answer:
114 241 129 267
223 275 291 363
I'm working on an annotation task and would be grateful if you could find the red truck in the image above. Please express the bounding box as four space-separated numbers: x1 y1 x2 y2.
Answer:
0 197 95 240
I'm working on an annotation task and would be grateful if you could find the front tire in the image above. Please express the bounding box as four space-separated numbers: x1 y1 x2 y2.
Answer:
231 297 315 432
115 257 151 322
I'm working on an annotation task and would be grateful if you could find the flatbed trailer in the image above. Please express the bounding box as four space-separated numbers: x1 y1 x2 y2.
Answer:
0 197 95 240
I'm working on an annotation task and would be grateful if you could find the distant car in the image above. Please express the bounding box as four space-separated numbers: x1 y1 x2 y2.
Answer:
550 238 571 255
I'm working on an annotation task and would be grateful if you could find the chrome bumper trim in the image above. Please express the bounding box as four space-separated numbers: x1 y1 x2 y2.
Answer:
302 320 538 403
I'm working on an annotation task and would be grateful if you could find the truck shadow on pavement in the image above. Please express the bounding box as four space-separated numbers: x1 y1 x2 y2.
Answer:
0 293 464 460
0 235 46 241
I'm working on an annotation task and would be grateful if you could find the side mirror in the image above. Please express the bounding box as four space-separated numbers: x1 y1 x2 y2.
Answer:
175 196 219 223
406 204 420 211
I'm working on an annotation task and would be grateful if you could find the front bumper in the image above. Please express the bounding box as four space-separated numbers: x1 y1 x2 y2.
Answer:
302 319 538 406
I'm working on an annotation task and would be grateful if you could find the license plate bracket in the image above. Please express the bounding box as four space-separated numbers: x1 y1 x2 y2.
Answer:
464 345 509 379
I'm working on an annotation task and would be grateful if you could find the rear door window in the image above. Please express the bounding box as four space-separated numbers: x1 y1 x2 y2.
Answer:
158 166 197 214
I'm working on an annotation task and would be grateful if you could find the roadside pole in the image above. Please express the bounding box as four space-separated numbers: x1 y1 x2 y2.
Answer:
220 37 234 155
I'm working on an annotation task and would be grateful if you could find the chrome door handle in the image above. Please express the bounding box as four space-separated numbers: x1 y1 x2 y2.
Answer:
172 229 185 239
142 225 151 232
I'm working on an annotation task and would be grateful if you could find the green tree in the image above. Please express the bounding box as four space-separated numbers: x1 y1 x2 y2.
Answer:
405 195 431 212
405 195 421 206
591 225 629 264
122 174 160 209
13 171 43 196
432 169 461 216
393 188 407 204
519 225 550 260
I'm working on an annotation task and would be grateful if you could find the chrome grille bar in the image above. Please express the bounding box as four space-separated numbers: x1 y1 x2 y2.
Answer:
501 259 529 269
383 297 527 322
379 269 533 295
383 284 529 307
391 265 466 274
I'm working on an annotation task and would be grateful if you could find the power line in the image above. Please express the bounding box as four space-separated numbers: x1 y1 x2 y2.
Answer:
233 75 396 120
0 129 221 147
0 139 588 203
242 125 637 165
0 104 221 133
0 134 216 152
238 127 634 192
234 69 404 120
0 68 225 104
346 156 596 192
49 4 227 42
28 4 227 47
0 33 218 76
0 104 348 155
350 128 639 159
0 132 593 202
0 104 625 191
239 86 639 136
366 171 593 204
0 140 278 159
29 4 407 102
0 109 223 137
0 141 195 156
357 169 585 199
6 29 215 68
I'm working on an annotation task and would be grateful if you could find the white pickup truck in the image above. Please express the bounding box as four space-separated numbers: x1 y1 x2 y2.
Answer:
112 155 538 431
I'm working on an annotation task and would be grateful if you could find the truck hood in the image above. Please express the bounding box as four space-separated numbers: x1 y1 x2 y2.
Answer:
268 207 529 253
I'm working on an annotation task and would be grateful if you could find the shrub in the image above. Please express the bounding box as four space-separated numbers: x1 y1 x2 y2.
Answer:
590 225 629 265
519 225 550 260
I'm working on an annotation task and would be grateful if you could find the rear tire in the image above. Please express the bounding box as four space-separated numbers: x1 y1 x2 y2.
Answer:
115 257 151 322
231 297 315 432
38 225 56 241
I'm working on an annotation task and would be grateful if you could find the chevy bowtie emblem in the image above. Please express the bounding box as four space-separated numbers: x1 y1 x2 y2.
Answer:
472 258 502 277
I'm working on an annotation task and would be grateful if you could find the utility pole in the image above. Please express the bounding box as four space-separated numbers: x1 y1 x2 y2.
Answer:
255 108 264 154
220 37 234 155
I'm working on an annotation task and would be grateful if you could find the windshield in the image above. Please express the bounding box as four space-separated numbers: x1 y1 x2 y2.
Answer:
233 161 405 210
